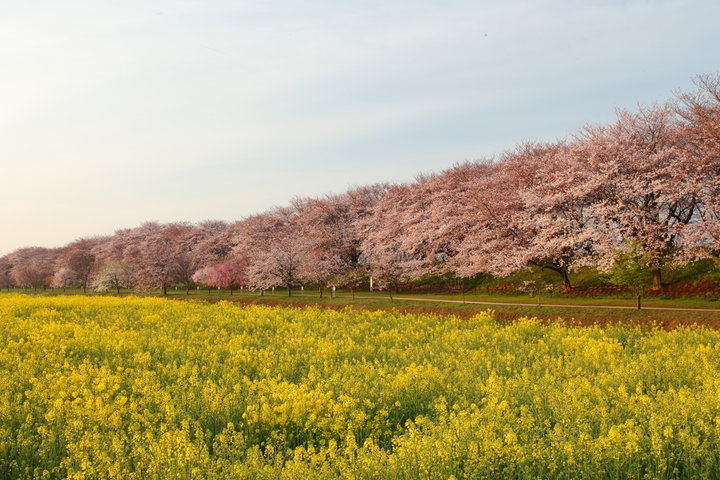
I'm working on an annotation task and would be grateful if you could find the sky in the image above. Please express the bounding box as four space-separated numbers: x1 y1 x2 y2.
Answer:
1 0 719 256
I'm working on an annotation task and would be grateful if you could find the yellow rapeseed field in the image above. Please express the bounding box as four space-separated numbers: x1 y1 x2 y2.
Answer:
1 295 720 479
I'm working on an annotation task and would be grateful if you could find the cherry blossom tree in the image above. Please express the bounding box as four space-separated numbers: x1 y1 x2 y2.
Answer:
192 259 246 295
359 181 441 295
178 221 231 281
51 267 78 291
295 184 386 296
396 157 581 290
90 259 132 294
676 74 720 264
495 142 602 290
98 221 222 294
576 104 701 289
91 224 163 290
234 208 310 296
192 220 235 266
122 222 197 295
451 152 562 283
55 238 101 292
0 259 13 291
416 161 501 281
9 247 56 290
191 266 214 294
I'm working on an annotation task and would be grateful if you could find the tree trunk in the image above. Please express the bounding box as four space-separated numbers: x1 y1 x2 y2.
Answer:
116 286 120 295
288 284 292 297
559 269 572 292
651 268 662 290
636 294 642 310
319 287 323 298
530 261 572 291
186 286 190 295
162 284 167 296
229 287 233 296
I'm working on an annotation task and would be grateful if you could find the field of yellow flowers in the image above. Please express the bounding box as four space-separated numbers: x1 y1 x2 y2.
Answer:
2 295 720 479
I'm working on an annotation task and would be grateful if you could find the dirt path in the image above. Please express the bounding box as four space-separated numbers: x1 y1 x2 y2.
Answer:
335 294 720 312
186 294 720 329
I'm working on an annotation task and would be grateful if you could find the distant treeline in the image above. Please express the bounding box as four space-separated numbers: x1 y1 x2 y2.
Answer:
1 75 718 295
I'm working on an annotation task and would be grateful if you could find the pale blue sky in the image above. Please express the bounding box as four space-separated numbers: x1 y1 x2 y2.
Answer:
1 0 718 255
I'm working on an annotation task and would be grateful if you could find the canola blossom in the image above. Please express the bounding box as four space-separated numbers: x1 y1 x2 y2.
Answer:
1 295 720 479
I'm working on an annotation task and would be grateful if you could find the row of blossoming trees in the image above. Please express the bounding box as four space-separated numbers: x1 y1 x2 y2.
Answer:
1 75 719 295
